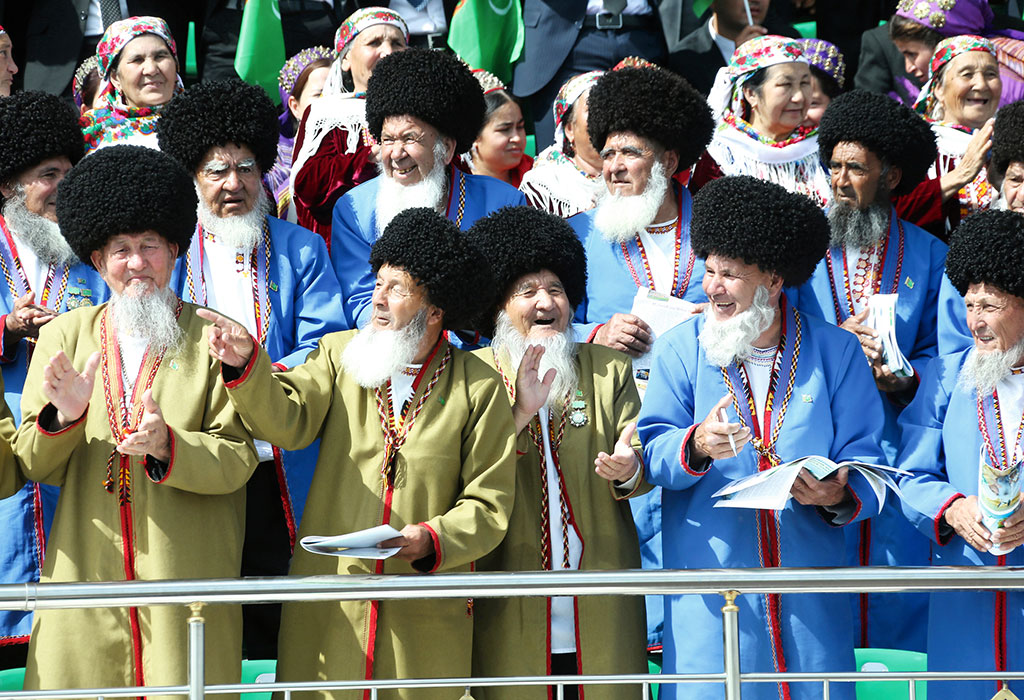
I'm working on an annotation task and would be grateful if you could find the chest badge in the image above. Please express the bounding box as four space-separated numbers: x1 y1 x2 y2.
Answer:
568 390 588 428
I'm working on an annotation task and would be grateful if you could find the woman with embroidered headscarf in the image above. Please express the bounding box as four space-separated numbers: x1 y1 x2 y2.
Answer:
290 7 409 245
691 35 832 209
894 35 1002 238
81 16 183 154
265 46 333 220
890 0 1024 108
462 69 532 188
519 71 604 218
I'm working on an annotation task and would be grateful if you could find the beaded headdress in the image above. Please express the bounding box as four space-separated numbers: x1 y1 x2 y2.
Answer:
796 38 846 89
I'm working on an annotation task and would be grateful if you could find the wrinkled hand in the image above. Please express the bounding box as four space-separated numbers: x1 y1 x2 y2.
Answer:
42 350 99 428
593 313 652 357
790 466 849 506
944 496 993 552
595 422 639 482
5 292 58 340
512 345 555 434
840 309 880 361
870 359 914 393
691 394 751 462
197 308 255 369
942 119 993 199
735 23 768 47
379 524 435 563
990 503 1024 552
116 389 171 462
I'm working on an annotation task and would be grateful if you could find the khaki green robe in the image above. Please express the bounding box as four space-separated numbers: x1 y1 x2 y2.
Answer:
13 302 258 697
224 331 517 700
472 344 649 700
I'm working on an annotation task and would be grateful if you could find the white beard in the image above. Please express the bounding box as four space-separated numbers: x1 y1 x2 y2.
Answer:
196 185 271 252
340 309 429 388
109 285 183 355
375 140 449 239
491 310 579 411
699 285 777 368
957 337 1024 395
827 200 889 249
2 189 78 267
592 160 670 244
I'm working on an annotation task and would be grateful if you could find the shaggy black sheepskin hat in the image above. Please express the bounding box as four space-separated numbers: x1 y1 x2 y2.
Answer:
691 176 828 286
990 100 1024 186
465 205 586 335
817 89 936 196
365 49 485 155
370 208 494 330
157 79 280 175
586 66 713 173
0 91 85 187
57 145 197 266
945 210 1024 298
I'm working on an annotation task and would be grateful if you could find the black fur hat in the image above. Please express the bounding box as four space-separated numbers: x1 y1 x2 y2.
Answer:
157 78 280 174
0 91 85 187
370 208 494 330
691 176 828 286
817 89 937 196
945 210 1024 298
586 66 714 173
56 145 197 266
465 205 586 335
990 100 1024 187
365 49 485 155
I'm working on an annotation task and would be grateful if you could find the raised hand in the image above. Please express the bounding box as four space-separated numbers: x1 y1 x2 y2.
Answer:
512 344 555 434
196 308 255 369
690 394 751 462
595 421 640 483
5 291 58 340
41 350 99 428
116 389 171 462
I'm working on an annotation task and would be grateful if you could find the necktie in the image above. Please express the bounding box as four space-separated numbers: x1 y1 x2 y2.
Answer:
100 0 123 29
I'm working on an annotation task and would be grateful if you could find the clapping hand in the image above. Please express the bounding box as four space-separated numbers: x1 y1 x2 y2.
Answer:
41 350 99 428
595 422 640 483
512 345 555 434
116 389 171 463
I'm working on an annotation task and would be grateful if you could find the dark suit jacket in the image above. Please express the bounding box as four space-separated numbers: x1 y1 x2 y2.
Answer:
666 17 799 96
853 24 920 106
512 0 684 97
332 0 458 28
25 0 199 95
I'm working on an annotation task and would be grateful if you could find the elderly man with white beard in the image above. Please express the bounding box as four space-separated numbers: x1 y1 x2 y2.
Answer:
11 144 258 694
790 89 945 653
464 206 648 700
638 176 886 700
330 48 526 331
898 209 1024 700
0 90 109 669
200 207 516 700
568 64 714 357
157 78 346 660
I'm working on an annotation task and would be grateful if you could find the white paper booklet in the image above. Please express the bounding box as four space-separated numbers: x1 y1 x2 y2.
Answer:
711 455 909 511
300 524 403 559
866 294 913 378
629 287 698 395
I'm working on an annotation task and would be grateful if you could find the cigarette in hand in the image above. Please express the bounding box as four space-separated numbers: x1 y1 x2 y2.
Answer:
721 408 738 457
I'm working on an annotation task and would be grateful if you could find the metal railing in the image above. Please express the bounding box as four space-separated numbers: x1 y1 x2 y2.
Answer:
1 566 1022 700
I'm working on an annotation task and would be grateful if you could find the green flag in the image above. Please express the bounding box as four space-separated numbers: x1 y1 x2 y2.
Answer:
234 0 287 104
447 0 525 85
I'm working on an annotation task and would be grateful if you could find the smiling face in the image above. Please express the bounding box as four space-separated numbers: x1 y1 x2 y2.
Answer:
744 62 812 141
1 156 73 223
828 141 900 211
0 34 16 97
937 50 1001 130
502 270 571 341
196 143 262 219
370 264 439 331
341 24 408 94
110 33 177 109
90 231 178 296
965 283 1024 355
702 254 781 322
473 100 526 175
379 115 455 186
